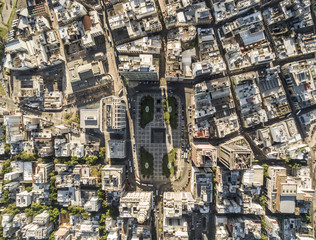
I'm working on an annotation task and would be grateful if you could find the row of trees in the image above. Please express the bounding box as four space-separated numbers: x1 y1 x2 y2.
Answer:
98 206 119 240
97 166 120 239
1 146 106 166
53 147 106 166
0 159 11 177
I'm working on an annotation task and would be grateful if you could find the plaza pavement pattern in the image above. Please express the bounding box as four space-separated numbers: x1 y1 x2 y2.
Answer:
135 93 181 181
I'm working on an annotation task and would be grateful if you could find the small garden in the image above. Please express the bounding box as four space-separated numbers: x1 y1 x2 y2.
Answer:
140 147 153 177
162 148 177 178
163 96 178 129
64 112 80 125
140 96 154 128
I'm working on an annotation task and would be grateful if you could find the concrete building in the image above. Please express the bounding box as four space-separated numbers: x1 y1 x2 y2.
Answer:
81 11 104 48
16 191 32 208
80 109 100 129
23 115 40 131
54 1 87 25
266 166 314 214
118 54 159 81
266 166 287 213
33 163 54 184
100 96 126 132
117 36 162 54
226 217 261 239
282 60 316 110
212 0 260 23
218 144 253 170
54 139 85 158
220 11 275 71
256 67 291 119
190 167 212 213
254 118 306 160
4 172 21 181
276 174 297 214
57 187 81 207
163 192 195 239
108 0 161 41
232 72 268 128
4 115 24 144
84 196 101 212
265 215 281 240
191 143 217 168
193 79 239 139
106 140 126 159
54 228 71 240
23 210 53 240
43 92 63 111
1 214 15 238
119 191 153 224
101 165 126 202
10 161 33 182
242 165 264 186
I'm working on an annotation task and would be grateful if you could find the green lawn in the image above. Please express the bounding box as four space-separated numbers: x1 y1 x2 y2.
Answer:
0 83 6 95
140 147 153 177
0 2 4 15
6 0 16 29
0 0 17 39
0 27 7 38
162 149 177 178
140 96 154 128
163 96 178 129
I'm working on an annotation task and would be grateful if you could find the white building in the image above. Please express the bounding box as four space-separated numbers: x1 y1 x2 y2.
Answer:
265 215 281 240
163 192 195 239
16 191 32 208
101 165 126 202
119 191 153 224
80 109 100 129
106 140 126 159
84 196 100 212
100 96 126 132
23 211 53 240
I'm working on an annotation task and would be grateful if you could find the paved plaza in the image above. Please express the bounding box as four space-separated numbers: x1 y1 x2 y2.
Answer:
135 93 181 181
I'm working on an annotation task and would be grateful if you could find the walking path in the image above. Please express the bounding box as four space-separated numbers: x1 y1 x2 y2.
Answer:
1 0 13 26
0 0 22 37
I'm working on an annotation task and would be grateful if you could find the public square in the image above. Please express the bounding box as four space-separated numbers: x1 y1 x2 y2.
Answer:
134 92 181 182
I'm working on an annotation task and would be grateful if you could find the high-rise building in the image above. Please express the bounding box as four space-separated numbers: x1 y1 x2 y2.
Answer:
218 144 253 170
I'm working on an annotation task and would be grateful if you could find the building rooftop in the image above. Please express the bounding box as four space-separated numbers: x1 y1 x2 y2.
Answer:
100 96 126 132
80 109 99 129
106 140 126 159
119 191 153 224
